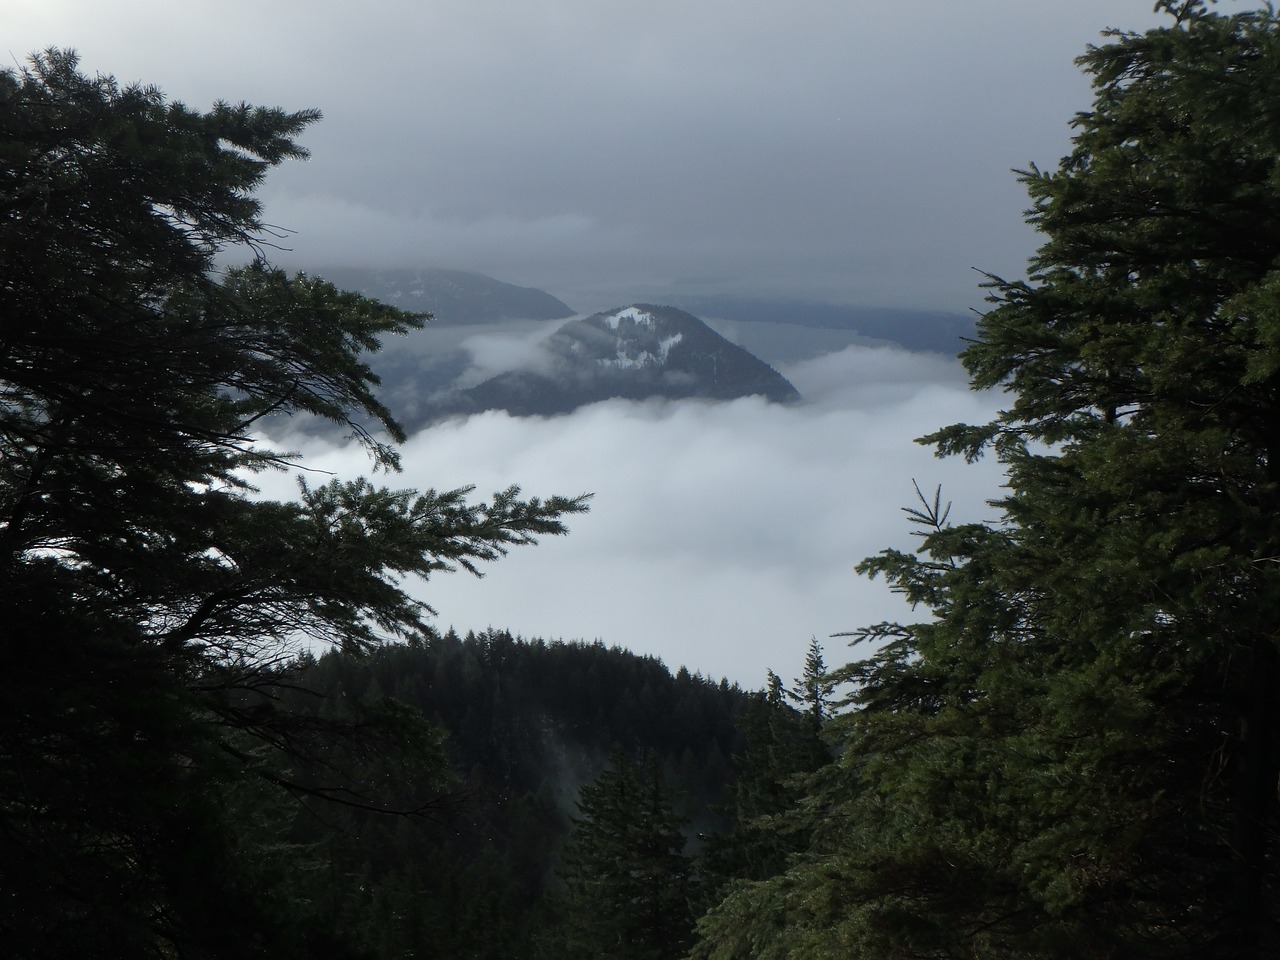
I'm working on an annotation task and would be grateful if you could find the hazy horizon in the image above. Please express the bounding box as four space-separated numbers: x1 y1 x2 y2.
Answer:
9 1 1224 312
254 327 1007 688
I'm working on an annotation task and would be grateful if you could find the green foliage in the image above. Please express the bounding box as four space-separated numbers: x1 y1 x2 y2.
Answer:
552 747 696 960
698 658 832 899
0 50 586 957
794 637 836 725
270 633 751 960
695 5 1280 959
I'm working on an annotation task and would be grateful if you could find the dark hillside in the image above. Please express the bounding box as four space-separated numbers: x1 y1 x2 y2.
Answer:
271 631 754 958
313 267 576 325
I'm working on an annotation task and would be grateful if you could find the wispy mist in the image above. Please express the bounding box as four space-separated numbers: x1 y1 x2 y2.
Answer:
259 341 1006 687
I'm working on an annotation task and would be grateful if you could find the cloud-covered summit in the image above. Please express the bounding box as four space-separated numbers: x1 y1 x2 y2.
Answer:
419 304 800 423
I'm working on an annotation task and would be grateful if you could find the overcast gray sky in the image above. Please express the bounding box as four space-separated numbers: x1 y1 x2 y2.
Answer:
9 1 1205 312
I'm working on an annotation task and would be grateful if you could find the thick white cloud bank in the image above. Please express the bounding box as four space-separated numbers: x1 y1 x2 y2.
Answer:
257 344 1007 688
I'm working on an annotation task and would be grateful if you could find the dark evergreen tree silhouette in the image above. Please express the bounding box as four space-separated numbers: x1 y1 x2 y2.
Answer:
554 747 696 960
0 50 585 958
695 4 1280 958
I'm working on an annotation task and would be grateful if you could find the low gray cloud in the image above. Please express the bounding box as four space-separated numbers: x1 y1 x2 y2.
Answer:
453 321 567 387
257 343 1007 688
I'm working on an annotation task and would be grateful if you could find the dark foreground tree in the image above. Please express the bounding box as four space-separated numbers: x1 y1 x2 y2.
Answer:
694 4 1280 959
551 748 695 960
0 50 586 958
698 657 831 898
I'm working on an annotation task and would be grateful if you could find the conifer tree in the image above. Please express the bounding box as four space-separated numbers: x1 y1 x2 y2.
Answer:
0 50 586 958
792 637 835 727
694 4 1280 958
698 666 830 894
554 748 695 960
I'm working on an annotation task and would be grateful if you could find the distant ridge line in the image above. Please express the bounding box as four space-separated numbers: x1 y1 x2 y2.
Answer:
310 266 576 325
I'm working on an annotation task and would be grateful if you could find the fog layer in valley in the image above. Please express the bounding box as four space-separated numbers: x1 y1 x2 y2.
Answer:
259 330 1006 687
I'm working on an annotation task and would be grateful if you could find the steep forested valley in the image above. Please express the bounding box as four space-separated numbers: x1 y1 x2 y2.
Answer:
203 632 829 959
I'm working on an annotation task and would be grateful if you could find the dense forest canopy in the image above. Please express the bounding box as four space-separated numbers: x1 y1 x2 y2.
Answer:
267 630 771 959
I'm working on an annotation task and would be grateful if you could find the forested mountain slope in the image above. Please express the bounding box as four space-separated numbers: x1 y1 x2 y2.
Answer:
314 266 576 325
266 631 766 959
422 304 799 423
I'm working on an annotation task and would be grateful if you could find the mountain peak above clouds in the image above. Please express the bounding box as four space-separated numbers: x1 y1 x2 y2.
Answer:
570 304 799 401
422 303 800 423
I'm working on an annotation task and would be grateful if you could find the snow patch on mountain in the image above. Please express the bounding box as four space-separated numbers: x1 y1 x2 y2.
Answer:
605 351 652 371
601 332 684 371
603 306 656 330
